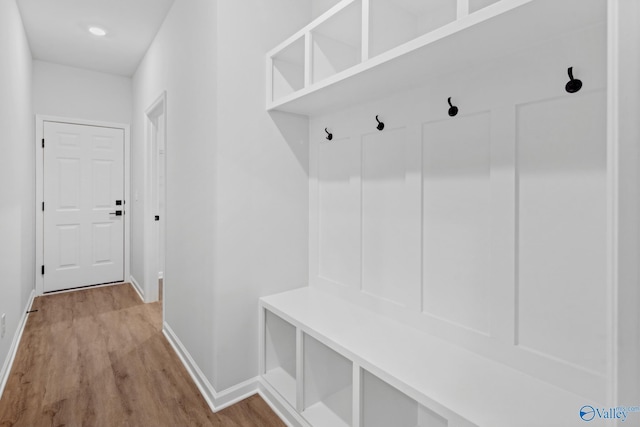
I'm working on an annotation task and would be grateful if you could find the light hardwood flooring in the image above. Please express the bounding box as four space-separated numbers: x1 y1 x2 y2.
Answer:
0 283 285 427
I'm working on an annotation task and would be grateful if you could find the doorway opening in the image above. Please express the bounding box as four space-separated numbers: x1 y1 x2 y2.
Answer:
144 92 167 310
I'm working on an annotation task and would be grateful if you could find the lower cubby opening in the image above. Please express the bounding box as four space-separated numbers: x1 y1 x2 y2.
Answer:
362 370 448 427
302 334 353 427
264 310 297 406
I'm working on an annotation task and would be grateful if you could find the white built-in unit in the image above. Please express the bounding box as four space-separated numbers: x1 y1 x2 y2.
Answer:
262 0 640 425
266 0 606 115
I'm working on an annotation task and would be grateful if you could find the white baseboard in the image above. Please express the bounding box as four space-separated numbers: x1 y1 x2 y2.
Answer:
0 289 36 400
129 275 144 302
162 322 261 412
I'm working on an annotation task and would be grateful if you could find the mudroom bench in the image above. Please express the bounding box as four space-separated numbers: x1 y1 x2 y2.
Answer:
259 287 595 427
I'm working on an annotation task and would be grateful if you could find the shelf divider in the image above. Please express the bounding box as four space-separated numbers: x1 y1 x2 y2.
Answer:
457 0 470 18
352 364 362 427
361 0 370 62
296 327 304 412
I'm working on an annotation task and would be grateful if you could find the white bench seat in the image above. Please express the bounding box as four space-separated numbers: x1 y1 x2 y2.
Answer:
260 287 598 427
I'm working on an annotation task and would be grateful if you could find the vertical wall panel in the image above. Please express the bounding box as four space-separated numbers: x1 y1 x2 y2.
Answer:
422 113 491 333
516 91 607 374
362 127 421 308
318 137 361 288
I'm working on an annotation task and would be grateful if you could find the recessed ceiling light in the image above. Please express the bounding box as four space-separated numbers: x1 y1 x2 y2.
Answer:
89 26 107 37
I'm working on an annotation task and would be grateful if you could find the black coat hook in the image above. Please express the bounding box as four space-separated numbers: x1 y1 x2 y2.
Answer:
375 115 384 131
447 97 458 117
325 128 333 141
565 67 582 93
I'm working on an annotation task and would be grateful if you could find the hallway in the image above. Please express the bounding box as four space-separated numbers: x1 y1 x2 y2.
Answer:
0 284 284 427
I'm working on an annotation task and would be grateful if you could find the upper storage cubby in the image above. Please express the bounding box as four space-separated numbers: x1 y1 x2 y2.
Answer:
311 0 362 84
311 0 344 20
265 0 606 115
270 36 305 103
368 0 456 58
468 0 502 14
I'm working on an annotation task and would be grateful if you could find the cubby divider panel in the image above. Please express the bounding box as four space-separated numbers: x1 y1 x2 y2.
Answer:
302 334 353 427
264 310 297 406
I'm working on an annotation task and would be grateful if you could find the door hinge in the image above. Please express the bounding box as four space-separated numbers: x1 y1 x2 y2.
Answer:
42 138 45 148
41 265 45 275
42 202 44 211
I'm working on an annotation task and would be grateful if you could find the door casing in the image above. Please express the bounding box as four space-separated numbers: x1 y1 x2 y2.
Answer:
35 115 131 296
142 92 166 306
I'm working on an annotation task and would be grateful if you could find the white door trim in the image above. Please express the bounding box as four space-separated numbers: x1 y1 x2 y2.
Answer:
143 92 167 304
35 115 131 296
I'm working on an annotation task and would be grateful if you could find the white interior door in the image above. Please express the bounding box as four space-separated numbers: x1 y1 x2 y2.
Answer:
43 121 125 292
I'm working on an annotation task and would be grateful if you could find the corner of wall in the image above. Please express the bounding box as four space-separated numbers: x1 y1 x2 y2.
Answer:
162 322 260 412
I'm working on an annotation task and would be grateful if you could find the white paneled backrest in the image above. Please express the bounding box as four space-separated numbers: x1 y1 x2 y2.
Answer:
423 113 491 334
361 127 421 309
309 21 608 402
318 137 361 288
516 91 607 374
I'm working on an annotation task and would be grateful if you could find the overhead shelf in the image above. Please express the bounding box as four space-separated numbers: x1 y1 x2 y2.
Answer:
265 0 605 116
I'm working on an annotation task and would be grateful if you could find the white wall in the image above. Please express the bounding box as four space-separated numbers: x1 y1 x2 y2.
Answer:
33 60 132 124
132 0 219 381
213 0 310 391
0 0 34 389
132 0 310 393
309 24 609 403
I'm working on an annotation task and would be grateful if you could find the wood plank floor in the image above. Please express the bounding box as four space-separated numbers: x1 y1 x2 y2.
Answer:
0 283 285 427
